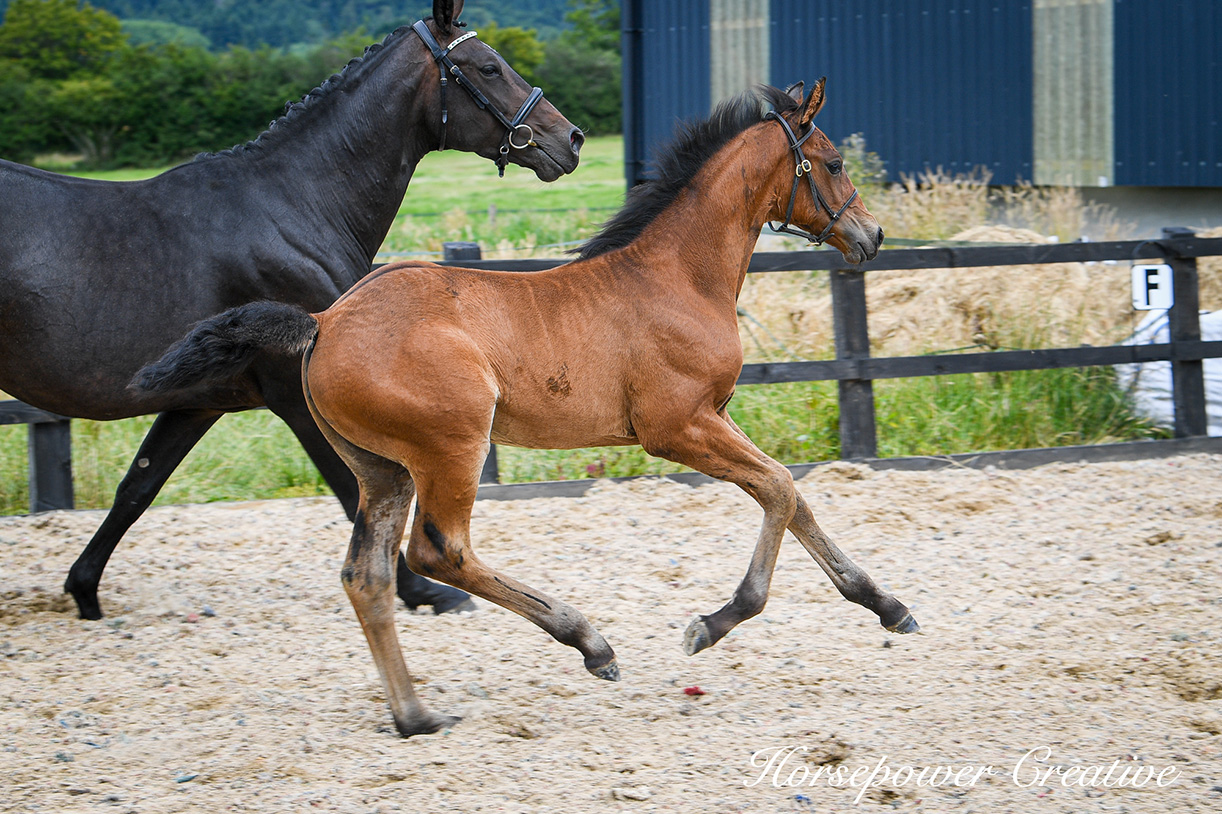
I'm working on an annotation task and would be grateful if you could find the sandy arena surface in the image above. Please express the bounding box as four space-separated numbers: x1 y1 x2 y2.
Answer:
2 454 1221 813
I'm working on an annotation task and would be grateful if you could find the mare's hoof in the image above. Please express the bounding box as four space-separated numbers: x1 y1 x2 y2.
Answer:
394 712 461 738
884 612 920 634
587 657 620 682
65 581 104 621
434 597 477 615
683 617 714 656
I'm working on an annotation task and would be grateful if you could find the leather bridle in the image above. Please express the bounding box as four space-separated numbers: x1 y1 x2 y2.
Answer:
412 20 546 177
765 110 858 245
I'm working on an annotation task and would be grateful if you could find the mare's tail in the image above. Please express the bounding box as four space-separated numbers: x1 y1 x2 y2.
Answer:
130 301 318 393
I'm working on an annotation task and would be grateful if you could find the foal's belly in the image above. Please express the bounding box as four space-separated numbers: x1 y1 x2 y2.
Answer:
489 402 638 451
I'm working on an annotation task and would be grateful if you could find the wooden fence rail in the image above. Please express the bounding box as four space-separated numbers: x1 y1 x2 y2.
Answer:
5 229 1221 512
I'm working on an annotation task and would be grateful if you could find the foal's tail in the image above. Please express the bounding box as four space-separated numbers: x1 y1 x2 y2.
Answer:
130 301 319 393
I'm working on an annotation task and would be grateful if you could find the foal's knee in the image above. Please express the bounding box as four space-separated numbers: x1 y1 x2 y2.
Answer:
757 464 797 520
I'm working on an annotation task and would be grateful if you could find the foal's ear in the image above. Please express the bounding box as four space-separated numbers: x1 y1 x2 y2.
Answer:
433 0 465 33
798 77 827 126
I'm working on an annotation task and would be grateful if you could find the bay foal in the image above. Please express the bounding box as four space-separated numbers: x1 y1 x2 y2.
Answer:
135 80 918 736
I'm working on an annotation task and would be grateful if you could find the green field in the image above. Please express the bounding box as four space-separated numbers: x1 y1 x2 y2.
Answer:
0 137 1165 516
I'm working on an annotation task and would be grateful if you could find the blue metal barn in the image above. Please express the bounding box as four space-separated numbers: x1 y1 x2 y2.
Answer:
622 1 1221 191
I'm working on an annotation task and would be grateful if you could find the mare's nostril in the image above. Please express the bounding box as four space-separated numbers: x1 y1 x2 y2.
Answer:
876 227 885 246
570 128 585 154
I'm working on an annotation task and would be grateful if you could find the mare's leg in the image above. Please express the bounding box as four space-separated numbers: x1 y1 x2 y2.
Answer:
639 410 798 655
64 409 222 620
404 440 619 681
788 490 918 633
262 378 473 615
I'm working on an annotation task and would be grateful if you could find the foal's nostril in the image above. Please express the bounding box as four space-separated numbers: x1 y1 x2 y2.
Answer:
876 227 885 247
569 128 585 154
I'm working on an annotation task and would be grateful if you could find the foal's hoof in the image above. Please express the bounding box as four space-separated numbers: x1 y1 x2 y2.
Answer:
683 617 714 656
393 712 462 738
587 657 620 682
884 612 921 634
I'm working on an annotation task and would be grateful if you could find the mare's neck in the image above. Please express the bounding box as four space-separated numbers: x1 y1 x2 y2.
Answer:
210 33 436 273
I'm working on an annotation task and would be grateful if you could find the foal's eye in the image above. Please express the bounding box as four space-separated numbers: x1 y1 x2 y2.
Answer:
828 160 843 175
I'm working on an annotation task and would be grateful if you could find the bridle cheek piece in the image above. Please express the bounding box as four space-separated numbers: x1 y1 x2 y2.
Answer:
412 20 546 177
765 110 858 245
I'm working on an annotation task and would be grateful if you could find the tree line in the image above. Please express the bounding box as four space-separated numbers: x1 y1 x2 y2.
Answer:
0 0 620 168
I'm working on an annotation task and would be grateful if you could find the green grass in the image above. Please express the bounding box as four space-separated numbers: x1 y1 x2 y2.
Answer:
1 136 1166 515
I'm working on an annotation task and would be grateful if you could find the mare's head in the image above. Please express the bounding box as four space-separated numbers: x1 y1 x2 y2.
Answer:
419 0 582 180
767 79 882 264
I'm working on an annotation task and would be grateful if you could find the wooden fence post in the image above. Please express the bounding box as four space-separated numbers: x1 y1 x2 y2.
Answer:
443 241 501 483
28 419 74 512
1164 227 1208 437
830 268 877 459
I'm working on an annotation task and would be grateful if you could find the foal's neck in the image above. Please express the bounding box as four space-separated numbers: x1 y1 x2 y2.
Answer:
640 126 788 302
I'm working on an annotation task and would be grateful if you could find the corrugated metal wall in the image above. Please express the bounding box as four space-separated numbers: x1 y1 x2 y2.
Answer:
1113 0 1222 187
622 0 710 186
768 0 1033 184
622 1 1220 189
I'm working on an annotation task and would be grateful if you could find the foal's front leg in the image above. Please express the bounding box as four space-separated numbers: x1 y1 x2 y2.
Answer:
640 410 798 655
788 492 919 633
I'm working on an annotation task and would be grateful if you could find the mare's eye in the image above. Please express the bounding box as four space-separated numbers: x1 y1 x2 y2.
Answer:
828 160 843 176
480 64 501 77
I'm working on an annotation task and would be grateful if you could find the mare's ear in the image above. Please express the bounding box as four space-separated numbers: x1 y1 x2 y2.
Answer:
433 0 465 33
798 77 827 126
784 81 805 106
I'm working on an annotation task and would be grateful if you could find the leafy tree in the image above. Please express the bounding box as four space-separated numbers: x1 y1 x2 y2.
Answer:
535 0 620 134
45 74 122 163
0 60 51 158
0 0 127 80
121 18 210 49
566 0 618 52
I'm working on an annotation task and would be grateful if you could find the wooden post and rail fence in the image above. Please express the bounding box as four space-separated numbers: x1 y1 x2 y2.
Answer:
5 228 1221 512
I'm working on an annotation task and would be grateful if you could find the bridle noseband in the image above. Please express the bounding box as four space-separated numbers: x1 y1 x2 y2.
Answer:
412 20 546 177
765 110 858 245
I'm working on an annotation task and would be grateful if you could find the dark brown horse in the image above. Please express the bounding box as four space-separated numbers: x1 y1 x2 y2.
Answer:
0 0 582 619
134 80 917 737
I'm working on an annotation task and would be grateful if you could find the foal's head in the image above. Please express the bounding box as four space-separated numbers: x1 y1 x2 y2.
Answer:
768 79 883 264
420 0 583 181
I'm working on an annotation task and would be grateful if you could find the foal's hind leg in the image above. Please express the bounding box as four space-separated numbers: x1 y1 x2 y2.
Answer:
260 372 473 615
341 456 460 736
404 444 620 681
65 408 222 619
304 393 459 735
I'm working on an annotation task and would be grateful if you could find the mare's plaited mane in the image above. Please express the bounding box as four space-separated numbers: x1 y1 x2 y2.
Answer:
195 24 416 161
575 85 799 260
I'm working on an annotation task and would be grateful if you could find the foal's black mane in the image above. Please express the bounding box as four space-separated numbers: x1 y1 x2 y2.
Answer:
575 85 799 261
196 24 417 161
